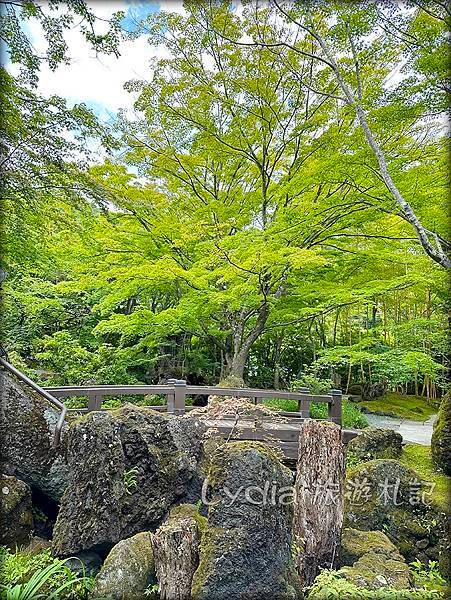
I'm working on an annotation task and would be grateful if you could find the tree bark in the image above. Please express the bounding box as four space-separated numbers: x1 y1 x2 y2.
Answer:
152 516 200 600
293 419 346 586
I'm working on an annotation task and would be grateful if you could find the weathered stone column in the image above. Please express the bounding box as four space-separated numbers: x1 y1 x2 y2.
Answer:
293 419 346 586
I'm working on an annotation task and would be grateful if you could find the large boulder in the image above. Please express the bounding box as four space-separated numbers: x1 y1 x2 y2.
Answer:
345 459 445 565
431 391 451 475
90 532 155 600
0 474 33 548
347 428 403 461
191 441 299 600
0 370 69 501
52 404 206 557
339 527 401 567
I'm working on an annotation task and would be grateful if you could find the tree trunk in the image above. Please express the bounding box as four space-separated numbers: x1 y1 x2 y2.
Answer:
293 419 346 587
224 302 270 382
152 516 200 600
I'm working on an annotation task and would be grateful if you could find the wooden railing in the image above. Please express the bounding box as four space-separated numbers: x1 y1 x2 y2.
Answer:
45 379 343 426
1 352 347 456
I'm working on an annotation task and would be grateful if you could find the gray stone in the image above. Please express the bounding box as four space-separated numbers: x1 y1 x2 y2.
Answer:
52 404 206 557
345 459 445 564
90 532 155 600
191 441 299 600
0 474 33 548
0 370 69 501
347 427 403 461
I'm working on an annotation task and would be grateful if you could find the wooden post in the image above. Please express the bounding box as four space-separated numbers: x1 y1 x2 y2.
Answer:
174 379 186 415
87 394 102 412
296 387 310 418
293 419 346 587
167 379 176 414
152 516 200 600
328 389 342 426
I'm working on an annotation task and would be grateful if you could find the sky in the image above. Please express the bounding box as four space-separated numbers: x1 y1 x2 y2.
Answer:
7 1 188 123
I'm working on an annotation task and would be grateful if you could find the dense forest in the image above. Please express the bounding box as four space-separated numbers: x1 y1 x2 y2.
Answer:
1 0 449 400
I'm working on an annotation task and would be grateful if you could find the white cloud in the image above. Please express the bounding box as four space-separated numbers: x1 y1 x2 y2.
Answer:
19 1 177 120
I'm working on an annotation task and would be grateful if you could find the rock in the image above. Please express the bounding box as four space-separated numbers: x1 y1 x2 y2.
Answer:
0 370 69 501
191 441 299 600
52 404 206 557
347 428 403 461
344 459 444 563
340 550 413 590
90 532 155 600
293 420 345 586
22 536 52 555
431 391 451 475
0 474 33 548
339 527 404 567
66 551 103 577
361 382 387 400
153 505 205 600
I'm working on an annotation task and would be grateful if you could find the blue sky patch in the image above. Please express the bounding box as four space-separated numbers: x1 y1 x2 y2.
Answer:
121 1 160 33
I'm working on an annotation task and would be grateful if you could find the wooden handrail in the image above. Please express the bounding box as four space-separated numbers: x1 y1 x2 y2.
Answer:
45 380 343 425
0 357 67 447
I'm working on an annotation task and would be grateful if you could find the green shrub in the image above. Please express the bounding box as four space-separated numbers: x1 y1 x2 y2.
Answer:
0 547 93 599
410 560 447 593
306 569 444 599
263 399 369 429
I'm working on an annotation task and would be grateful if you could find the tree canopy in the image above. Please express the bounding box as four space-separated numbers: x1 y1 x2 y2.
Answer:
1 0 449 399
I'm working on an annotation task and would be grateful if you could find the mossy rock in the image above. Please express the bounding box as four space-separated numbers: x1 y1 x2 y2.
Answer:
339 528 401 567
0 370 69 501
344 459 445 566
53 405 207 557
347 428 402 461
340 550 412 591
191 441 299 600
90 531 155 600
0 474 33 549
431 391 451 476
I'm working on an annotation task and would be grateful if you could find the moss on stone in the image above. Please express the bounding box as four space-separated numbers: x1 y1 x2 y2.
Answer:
399 444 449 513
431 391 451 476
340 551 412 590
340 528 401 567
344 459 445 567
190 526 225 599
169 503 207 534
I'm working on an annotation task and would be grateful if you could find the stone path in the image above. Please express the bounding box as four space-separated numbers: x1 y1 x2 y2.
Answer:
364 413 437 446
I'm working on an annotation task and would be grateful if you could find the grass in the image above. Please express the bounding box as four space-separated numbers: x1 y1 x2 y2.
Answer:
399 444 449 513
263 398 369 429
358 392 437 422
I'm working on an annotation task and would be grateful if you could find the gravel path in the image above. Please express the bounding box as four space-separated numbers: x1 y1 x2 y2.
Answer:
364 413 437 445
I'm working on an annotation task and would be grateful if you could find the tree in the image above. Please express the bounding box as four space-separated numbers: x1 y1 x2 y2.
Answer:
205 0 450 268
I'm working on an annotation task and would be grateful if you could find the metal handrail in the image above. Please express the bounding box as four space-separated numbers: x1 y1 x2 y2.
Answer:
0 357 67 448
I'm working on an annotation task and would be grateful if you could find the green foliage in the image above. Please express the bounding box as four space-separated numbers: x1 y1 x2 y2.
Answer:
0 547 93 599
123 467 139 495
263 399 368 429
306 569 444 599
0 0 124 86
1 1 448 405
410 560 448 593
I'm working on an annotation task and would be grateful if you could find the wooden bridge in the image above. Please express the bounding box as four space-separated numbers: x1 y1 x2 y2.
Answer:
1 359 359 461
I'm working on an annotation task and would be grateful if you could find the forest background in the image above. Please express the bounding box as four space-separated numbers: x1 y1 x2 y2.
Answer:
1 0 449 410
